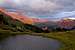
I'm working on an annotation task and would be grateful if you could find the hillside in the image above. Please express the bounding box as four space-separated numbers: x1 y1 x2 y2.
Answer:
0 13 75 50
58 18 75 29
0 9 49 33
0 26 75 50
0 8 33 24
0 8 75 50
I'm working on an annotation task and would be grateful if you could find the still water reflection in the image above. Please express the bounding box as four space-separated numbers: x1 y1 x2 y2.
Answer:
0 35 61 50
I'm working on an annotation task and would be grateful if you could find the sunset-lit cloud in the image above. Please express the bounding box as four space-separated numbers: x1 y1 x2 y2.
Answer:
0 0 75 19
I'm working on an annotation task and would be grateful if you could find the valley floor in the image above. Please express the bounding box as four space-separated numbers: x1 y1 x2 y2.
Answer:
0 29 75 50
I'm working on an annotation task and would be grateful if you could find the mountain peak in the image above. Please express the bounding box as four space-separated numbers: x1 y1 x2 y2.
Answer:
0 8 34 24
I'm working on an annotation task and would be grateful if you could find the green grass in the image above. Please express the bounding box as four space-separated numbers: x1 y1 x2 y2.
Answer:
43 31 75 50
1 13 74 50
27 30 75 50
0 29 75 50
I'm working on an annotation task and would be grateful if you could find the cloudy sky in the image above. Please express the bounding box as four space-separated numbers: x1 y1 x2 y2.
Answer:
0 0 75 19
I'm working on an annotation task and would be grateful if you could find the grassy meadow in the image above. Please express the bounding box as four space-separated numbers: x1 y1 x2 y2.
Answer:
0 28 75 50
0 14 75 50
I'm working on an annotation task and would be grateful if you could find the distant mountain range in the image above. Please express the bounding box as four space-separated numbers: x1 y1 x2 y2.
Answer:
58 18 75 29
0 8 50 33
0 8 49 24
0 8 75 32
34 18 75 30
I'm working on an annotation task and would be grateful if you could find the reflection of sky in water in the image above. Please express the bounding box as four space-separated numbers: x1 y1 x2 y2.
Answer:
0 0 75 19
0 35 61 50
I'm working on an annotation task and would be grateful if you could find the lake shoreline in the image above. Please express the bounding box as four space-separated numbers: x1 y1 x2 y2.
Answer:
0 30 75 50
